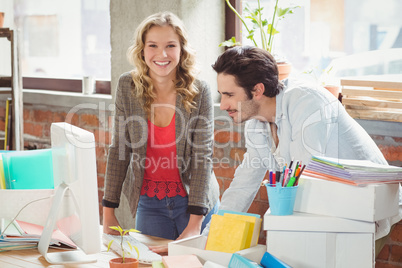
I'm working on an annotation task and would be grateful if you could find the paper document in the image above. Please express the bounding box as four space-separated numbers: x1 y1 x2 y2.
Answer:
305 156 402 185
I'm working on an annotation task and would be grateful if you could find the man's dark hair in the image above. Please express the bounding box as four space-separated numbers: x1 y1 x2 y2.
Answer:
212 46 284 98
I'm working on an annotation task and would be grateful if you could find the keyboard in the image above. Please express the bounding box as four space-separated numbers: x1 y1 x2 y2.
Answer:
102 233 162 264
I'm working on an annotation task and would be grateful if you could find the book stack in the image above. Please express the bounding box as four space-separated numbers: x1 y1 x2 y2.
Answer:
304 155 402 186
205 210 262 253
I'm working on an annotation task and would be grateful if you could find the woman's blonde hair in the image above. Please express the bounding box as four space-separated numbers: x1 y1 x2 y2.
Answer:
127 11 198 114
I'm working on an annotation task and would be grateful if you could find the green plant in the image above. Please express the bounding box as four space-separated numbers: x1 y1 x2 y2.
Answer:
220 0 299 54
107 226 140 263
303 65 334 86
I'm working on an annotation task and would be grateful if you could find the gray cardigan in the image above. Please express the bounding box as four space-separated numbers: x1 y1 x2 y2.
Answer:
103 72 219 217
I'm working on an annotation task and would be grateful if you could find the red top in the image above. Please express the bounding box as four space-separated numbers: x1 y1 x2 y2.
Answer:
141 114 187 200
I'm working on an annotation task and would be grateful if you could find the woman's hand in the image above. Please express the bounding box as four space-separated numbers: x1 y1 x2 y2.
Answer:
148 244 169 254
176 214 203 240
102 207 121 235
149 214 204 254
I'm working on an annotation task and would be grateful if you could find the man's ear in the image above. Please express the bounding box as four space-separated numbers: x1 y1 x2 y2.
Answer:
252 83 265 100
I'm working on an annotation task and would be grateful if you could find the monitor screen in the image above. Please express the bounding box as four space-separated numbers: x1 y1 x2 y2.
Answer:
38 122 101 264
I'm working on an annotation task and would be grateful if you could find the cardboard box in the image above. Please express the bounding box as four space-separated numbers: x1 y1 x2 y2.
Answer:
293 176 399 222
168 235 266 267
264 210 375 268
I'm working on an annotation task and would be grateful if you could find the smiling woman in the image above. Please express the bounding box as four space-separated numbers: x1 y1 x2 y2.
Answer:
102 11 220 255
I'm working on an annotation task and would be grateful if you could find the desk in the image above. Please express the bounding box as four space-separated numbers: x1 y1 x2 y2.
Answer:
0 232 172 267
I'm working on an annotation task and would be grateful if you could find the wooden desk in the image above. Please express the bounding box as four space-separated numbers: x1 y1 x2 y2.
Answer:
0 232 172 267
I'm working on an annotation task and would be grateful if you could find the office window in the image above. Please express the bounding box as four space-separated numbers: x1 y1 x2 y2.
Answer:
14 0 111 94
235 0 402 82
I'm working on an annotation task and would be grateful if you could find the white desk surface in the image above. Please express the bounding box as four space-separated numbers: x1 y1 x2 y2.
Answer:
0 231 172 267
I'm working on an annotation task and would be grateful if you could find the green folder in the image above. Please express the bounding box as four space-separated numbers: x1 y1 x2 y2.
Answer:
2 149 54 189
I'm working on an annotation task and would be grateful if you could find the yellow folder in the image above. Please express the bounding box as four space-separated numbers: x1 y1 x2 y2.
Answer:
0 155 6 189
223 213 262 248
205 214 250 253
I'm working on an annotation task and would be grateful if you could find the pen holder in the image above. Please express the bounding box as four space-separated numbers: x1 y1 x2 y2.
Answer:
265 184 298 216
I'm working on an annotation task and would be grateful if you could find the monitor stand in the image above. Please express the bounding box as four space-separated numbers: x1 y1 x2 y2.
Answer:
37 183 97 264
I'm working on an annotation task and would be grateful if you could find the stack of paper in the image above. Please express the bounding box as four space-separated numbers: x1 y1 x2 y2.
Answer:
0 218 76 252
0 219 38 251
305 156 402 185
205 210 262 253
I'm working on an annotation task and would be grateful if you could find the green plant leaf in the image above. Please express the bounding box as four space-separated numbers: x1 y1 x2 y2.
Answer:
246 32 255 40
277 6 299 18
126 242 140 259
134 246 140 260
107 240 114 252
267 24 279 36
109 225 123 234
219 37 241 48
127 228 141 233
223 0 296 52
127 241 133 252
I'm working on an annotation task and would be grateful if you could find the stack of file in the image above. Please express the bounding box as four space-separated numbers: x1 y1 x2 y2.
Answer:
0 218 76 252
0 219 38 251
305 156 402 186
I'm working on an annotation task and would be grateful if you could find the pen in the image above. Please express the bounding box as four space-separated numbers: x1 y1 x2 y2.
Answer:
294 164 306 186
289 158 294 169
269 171 273 185
293 161 299 177
286 176 296 187
283 168 289 187
275 171 281 188
278 171 283 188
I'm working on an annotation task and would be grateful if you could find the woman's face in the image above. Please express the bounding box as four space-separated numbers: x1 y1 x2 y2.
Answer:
143 25 181 81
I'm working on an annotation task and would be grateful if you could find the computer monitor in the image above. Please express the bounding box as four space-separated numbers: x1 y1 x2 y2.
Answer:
38 122 101 264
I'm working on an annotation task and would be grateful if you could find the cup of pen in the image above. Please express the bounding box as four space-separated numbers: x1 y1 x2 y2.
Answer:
265 184 298 215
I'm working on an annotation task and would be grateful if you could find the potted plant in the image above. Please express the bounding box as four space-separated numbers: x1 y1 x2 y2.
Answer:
107 226 140 268
303 65 341 100
220 0 299 80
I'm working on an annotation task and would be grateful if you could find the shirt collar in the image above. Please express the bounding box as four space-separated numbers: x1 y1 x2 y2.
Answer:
275 79 288 125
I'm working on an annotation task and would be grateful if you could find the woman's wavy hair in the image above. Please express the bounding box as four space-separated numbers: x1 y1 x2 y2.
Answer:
127 11 198 114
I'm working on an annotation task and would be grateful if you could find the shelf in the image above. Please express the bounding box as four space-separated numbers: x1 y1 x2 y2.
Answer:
0 76 12 87
0 28 12 40
341 75 402 123
0 28 23 150
0 89 12 94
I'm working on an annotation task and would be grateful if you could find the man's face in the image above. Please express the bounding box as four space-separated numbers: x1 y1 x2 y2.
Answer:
217 73 259 124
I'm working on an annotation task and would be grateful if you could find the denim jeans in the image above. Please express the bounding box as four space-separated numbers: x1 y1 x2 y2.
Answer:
135 194 219 240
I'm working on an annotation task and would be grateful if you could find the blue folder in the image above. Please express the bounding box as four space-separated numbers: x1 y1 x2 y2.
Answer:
229 254 263 268
260 252 292 268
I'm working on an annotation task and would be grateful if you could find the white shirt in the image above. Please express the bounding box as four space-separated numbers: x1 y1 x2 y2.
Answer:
203 79 401 238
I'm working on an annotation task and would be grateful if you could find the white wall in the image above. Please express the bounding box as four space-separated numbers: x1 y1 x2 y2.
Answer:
0 0 14 76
